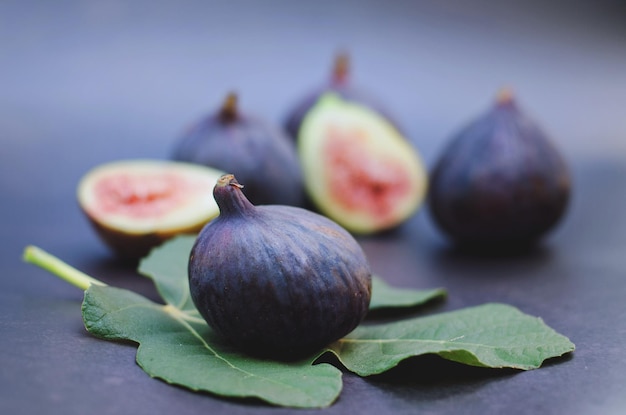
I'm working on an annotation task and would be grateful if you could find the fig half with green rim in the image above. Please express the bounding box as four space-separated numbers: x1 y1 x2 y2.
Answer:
77 159 224 259
297 93 427 234
428 89 571 250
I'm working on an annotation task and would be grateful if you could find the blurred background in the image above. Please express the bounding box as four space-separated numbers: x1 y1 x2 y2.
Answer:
2 0 626 257
3 0 625 160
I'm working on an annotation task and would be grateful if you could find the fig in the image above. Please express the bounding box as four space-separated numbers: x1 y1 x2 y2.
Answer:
188 174 372 359
284 52 398 140
77 159 224 259
172 93 305 207
428 90 571 249
297 93 428 234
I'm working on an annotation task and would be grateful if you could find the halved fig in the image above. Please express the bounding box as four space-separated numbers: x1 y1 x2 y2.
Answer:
77 159 224 259
298 93 427 234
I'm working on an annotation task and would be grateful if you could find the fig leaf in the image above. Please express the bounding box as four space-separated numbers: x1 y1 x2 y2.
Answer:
369 276 446 311
329 303 575 376
82 284 342 408
23 238 575 409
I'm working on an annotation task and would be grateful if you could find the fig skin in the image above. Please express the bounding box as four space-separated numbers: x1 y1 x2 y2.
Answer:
188 174 372 359
284 52 398 140
172 93 305 207
86 217 205 261
428 91 571 249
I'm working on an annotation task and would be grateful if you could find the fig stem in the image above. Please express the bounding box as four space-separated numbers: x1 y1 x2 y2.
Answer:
213 173 254 216
496 87 515 105
332 52 350 84
216 173 243 189
23 245 107 291
220 92 239 121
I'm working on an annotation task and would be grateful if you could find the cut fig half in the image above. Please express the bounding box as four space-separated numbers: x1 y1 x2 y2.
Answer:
77 159 224 259
298 93 427 234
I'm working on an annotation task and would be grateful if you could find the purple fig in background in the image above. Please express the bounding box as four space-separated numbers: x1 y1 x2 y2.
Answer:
188 174 372 359
172 93 305 207
428 90 571 250
283 52 399 141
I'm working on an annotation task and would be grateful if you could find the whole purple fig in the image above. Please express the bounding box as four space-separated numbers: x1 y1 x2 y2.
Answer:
173 93 305 207
428 90 571 250
188 174 372 359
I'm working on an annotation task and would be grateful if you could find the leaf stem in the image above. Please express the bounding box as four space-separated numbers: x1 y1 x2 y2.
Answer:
23 245 107 291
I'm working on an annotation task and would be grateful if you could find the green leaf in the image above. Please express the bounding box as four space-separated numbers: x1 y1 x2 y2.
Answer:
98 236 344 408
137 235 197 312
328 303 575 376
23 239 576 409
82 284 343 408
369 276 446 311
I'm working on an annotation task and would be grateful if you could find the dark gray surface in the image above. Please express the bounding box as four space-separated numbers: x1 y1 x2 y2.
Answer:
2 1 626 414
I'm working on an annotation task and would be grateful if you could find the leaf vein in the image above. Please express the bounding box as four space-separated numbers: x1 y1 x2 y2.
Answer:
165 308 324 398
338 337 551 350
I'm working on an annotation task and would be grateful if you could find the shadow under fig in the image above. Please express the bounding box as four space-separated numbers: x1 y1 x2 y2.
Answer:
365 354 517 385
429 239 557 275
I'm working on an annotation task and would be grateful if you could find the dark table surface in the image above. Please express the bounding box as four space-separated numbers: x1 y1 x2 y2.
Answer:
2 1 626 414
